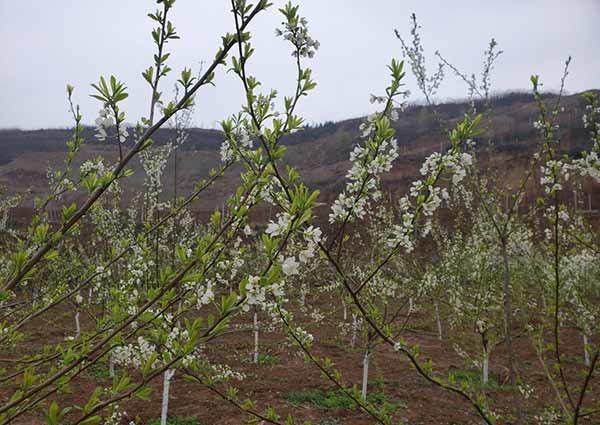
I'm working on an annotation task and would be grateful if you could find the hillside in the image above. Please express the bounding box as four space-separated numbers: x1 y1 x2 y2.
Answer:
1 91 598 221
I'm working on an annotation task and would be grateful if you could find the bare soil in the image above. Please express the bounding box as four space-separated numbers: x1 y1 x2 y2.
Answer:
1 298 598 425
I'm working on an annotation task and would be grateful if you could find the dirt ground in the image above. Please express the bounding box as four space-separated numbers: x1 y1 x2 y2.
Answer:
1 297 598 425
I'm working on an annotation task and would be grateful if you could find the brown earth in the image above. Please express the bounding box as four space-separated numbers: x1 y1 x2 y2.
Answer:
1 297 597 425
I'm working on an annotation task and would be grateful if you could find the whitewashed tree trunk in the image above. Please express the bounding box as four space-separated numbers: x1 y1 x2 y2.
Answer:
351 314 358 348
108 353 115 378
408 297 414 314
74 311 81 339
299 285 306 308
160 369 176 425
482 348 489 385
433 300 442 340
583 333 590 367
253 310 259 364
342 300 347 321
361 350 370 399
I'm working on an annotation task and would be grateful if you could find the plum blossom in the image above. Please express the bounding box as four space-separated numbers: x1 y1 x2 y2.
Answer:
329 112 399 223
265 213 292 238
94 108 114 141
281 256 300 276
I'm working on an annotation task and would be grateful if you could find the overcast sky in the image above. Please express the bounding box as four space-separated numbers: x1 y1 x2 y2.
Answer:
1 0 598 130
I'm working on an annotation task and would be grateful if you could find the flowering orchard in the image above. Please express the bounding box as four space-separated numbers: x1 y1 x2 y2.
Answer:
0 1 599 424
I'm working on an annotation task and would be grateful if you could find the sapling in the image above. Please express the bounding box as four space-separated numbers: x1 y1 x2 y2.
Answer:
139 5 200 421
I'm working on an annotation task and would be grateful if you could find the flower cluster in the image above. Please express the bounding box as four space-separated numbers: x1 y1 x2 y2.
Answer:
94 108 128 143
276 225 322 284
80 158 106 177
94 108 114 141
540 160 569 195
209 363 246 382
275 6 320 58
387 147 474 251
183 280 214 309
330 114 399 223
298 225 321 263
293 326 314 346
104 404 128 425
113 336 157 369
265 212 293 237
560 249 599 335
281 256 300 276
582 103 600 135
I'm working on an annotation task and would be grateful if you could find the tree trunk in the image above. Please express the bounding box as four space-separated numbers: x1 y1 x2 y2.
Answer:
583 333 590 367
299 285 306 308
108 353 115 378
253 309 259 364
482 348 489 385
74 311 81 339
500 237 523 424
351 314 358 348
433 299 443 340
160 369 176 425
361 350 370 399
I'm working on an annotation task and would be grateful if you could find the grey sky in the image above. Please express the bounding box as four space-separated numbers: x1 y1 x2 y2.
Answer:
1 1 599 130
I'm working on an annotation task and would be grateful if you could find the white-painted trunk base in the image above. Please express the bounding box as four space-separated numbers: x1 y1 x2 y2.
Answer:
74 311 81 339
434 300 442 341
253 311 259 364
482 352 489 385
583 333 590 367
108 354 115 378
351 314 358 348
361 351 370 399
299 286 306 307
160 369 176 425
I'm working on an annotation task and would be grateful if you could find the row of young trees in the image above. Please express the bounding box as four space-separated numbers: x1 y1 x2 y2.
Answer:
0 1 598 424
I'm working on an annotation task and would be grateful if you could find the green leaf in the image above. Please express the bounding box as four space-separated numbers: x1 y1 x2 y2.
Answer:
79 416 102 425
